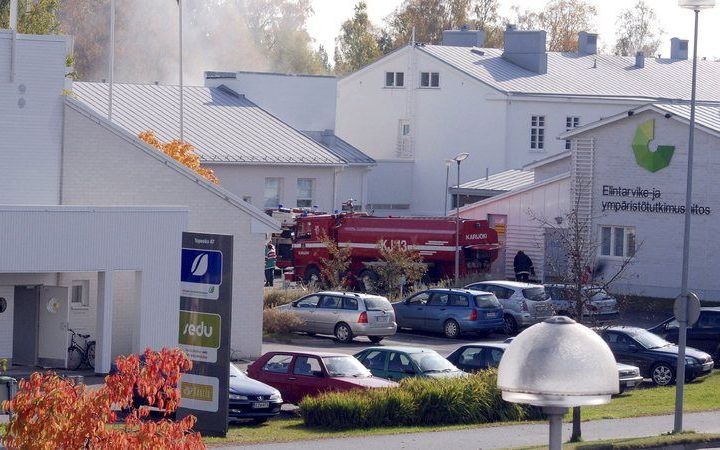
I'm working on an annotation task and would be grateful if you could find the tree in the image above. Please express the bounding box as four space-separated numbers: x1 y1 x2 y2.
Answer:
319 232 352 289
613 1 662 57
512 0 596 52
372 241 427 298
384 0 468 50
531 179 637 442
2 348 203 449
471 0 503 48
139 131 219 184
333 2 382 75
0 0 62 34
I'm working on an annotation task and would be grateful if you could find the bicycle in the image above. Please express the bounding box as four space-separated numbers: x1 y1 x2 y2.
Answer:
67 329 95 370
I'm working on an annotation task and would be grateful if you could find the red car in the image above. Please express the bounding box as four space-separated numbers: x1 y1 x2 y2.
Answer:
247 351 398 404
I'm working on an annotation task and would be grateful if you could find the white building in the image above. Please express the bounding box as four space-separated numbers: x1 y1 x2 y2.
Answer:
204 70 375 212
461 103 720 300
336 28 720 216
1 29 278 372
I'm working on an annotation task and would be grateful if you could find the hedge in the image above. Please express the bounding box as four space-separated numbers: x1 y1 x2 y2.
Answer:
298 370 543 429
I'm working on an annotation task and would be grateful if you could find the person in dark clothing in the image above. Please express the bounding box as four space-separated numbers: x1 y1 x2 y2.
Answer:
513 251 535 282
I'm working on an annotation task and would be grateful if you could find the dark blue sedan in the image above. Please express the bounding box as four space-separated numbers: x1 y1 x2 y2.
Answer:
392 288 504 338
229 363 283 424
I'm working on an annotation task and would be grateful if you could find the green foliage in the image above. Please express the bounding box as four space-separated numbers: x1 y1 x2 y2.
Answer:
371 241 427 298
298 370 542 429
263 288 313 309
333 2 382 75
0 0 63 34
319 232 352 290
613 1 662 57
262 308 304 335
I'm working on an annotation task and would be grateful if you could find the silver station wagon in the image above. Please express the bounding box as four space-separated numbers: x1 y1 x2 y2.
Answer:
278 291 397 343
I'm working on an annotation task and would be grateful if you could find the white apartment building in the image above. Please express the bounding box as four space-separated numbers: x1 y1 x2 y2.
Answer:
337 27 720 216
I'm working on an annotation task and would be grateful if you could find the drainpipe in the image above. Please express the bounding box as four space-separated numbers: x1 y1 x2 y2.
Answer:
9 0 17 82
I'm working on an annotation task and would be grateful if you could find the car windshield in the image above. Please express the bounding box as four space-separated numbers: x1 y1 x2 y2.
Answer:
475 294 501 308
409 352 457 373
364 297 392 311
632 329 672 349
522 287 549 301
323 356 372 378
230 363 246 378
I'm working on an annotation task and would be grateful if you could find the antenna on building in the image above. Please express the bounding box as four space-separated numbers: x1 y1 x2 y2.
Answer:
486 168 489 180
592 58 597 69
108 0 115 120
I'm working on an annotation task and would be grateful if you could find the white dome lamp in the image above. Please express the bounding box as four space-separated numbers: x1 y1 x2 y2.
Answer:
498 316 618 449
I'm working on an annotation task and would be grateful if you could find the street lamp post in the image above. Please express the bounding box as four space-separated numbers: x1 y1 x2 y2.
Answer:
444 159 453 216
453 153 469 285
675 0 714 434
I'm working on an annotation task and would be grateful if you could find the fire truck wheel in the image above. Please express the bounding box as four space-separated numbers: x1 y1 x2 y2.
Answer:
303 266 322 285
334 323 354 343
503 315 519 336
443 320 460 339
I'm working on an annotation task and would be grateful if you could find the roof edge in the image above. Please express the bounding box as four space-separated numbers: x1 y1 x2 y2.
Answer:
64 96 280 231
522 151 571 170
206 70 336 80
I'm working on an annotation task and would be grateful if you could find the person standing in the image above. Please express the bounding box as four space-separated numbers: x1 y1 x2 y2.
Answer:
513 250 535 282
264 242 277 287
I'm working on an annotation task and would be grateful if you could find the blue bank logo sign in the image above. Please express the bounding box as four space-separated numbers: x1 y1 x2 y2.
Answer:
181 248 223 300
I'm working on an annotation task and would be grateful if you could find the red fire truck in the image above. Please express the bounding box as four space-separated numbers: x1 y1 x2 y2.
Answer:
271 210 500 287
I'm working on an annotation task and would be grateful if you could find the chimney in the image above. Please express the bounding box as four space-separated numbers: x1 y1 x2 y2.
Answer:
635 51 645 68
442 27 486 47
577 31 598 55
502 27 547 74
670 37 689 60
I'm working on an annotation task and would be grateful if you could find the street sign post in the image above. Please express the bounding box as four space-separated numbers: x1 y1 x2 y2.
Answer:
176 232 233 437
674 292 701 326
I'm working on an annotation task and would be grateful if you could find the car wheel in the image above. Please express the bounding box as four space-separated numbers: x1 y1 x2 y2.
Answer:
503 315 519 336
443 320 460 339
303 266 321 286
251 418 268 425
651 362 675 386
334 323 354 343
369 336 384 344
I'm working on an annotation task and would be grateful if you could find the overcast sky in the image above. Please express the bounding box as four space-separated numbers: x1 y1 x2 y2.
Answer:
307 0 720 63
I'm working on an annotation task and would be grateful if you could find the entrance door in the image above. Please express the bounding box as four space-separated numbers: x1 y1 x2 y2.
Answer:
13 286 40 366
37 286 70 368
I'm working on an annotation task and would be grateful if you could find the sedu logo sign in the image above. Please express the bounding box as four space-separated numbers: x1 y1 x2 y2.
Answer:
632 119 675 173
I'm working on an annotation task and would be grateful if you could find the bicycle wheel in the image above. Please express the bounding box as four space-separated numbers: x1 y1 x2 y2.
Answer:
68 346 83 371
86 342 96 370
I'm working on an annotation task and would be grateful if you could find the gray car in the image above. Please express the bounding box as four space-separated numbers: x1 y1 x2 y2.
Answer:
278 291 397 343
465 280 554 335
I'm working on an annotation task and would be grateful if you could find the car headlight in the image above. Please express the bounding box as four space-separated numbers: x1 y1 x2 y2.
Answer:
685 357 698 366
270 391 282 401
229 394 248 400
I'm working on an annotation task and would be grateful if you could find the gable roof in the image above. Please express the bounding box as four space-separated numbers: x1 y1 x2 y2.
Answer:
71 82 346 166
301 131 375 165
451 169 535 196
64 96 280 231
560 103 720 140
418 45 720 102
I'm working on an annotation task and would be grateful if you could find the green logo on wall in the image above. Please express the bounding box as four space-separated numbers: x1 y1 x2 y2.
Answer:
632 119 675 173
179 310 221 349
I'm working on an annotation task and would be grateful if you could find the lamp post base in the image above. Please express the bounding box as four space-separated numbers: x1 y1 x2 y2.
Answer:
543 406 568 450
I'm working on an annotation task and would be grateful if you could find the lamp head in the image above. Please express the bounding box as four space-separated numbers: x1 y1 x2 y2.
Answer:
679 0 715 9
453 152 470 162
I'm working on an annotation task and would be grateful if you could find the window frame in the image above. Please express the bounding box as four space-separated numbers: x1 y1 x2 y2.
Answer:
530 115 546 151
384 71 405 88
420 71 440 88
262 354 293 374
70 280 90 309
565 116 580 150
264 177 283 208
599 225 636 259
296 178 315 208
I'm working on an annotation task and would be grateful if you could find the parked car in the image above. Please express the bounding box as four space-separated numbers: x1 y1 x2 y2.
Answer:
277 291 396 343
354 346 466 381
446 341 644 393
228 363 283 424
544 284 619 320
649 307 720 361
464 281 554 335
391 288 504 338
246 351 397 404
598 326 714 386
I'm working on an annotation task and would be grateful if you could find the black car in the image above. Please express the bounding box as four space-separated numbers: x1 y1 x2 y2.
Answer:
229 363 283 424
599 326 714 386
649 307 720 361
446 343 508 372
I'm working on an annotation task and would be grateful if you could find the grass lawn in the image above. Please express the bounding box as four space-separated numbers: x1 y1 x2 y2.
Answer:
205 372 720 446
577 371 720 421
518 432 720 449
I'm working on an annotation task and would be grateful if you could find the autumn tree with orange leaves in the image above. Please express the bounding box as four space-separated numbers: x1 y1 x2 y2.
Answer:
2 348 204 450
139 130 219 184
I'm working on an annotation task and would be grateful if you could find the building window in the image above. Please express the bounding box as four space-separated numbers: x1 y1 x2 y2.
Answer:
71 280 89 308
385 72 404 87
600 226 636 258
530 115 545 151
565 116 580 150
402 123 410 136
296 178 314 208
397 119 412 157
264 177 282 208
420 72 440 87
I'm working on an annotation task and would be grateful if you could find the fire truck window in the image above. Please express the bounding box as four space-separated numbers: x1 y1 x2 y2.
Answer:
407 292 430 305
427 293 449 306
297 295 321 308
318 296 341 309
342 297 359 310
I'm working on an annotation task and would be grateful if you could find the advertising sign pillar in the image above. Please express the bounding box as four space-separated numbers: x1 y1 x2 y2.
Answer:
176 232 233 437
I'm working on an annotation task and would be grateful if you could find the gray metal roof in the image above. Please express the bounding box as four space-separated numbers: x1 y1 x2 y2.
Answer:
452 169 535 193
71 82 345 165
302 130 375 165
653 103 720 134
420 45 720 102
